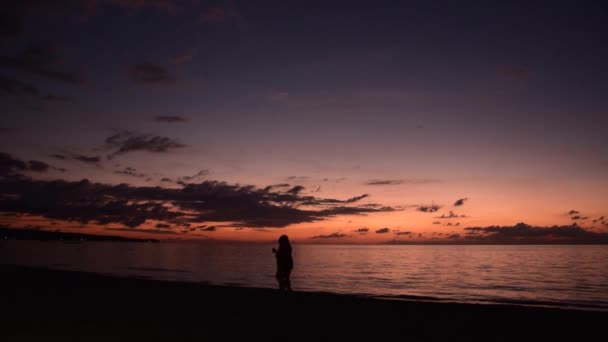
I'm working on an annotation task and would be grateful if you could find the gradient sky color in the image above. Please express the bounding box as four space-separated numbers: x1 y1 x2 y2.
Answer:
1 1 607 243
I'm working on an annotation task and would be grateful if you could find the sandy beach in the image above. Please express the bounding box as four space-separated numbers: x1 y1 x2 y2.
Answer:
2 264 605 341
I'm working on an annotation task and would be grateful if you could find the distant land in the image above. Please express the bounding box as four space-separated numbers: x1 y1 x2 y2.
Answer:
0 227 159 243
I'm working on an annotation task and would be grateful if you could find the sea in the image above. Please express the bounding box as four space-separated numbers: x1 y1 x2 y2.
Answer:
2 241 607 311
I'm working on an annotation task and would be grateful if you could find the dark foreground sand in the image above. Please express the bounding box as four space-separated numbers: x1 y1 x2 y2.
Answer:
2 265 606 341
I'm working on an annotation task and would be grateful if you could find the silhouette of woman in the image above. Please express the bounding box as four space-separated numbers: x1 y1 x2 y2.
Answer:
272 235 293 291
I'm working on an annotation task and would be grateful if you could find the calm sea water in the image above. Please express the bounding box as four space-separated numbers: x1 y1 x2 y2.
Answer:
2 241 607 311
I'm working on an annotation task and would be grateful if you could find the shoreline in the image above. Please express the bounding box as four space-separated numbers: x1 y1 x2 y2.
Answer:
3 264 606 340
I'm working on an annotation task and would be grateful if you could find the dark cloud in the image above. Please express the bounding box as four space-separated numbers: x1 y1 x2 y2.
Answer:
454 198 468 206
568 210 580 215
49 154 66 160
375 228 390 234
177 169 209 184
417 204 441 213
130 63 175 84
462 223 608 244
106 227 178 235
571 215 588 221
312 232 347 239
354 228 369 233
434 210 462 219
106 131 186 158
447 234 461 239
346 194 369 203
592 216 605 224
155 223 171 229
366 180 402 186
0 74 39 96
114 167 146 178
0 163 398 230
0 152 50 176
287 185 305 194
263 183 290 191
396 231 412 235
27 160 50 172
201 226 216 232
0 45 83 84
154 115 188 123
433 221 441 224
161 178 172 182
72 154 101 164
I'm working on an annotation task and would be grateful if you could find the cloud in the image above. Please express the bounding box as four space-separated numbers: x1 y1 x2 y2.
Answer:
200 226 216 232
287 185 305 195
200 6 240 23
114 167 146 178
366 180 402 186
462 222 608 244
0 74 39 96
27 160 50 172
433 221 441 224
375 228 390 234
312 232 347 239
263 183 290 191
447 234 461 239
354 228 369 233
454 198 468 206
568 210 580 215
417 204 441 213
50 154 66 160
72 154 101 164
0 162 398 230
161 178 172 182
346 194 369 203
106 227 178 235
434 210 459 219
396 231 412 235
571 215 588 221
169 49 196 65
0 45 83 84
0 152 50 176
177 169 209 184
130 63 174 84
106 131 186 158
153 115 188 123
155 223 170 228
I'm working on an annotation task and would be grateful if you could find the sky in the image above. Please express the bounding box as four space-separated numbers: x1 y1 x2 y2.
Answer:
1 0 607 243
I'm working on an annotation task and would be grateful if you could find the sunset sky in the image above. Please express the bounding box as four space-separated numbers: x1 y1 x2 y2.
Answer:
1 1 607 243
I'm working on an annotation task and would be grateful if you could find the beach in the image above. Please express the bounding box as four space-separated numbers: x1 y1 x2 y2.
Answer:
2 264 605 341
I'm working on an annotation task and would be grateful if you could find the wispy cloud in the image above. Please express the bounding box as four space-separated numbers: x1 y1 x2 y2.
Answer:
375 228 390 234
417 204 441 213
312 232 347 239
106 131 186 158
366 179 402 186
